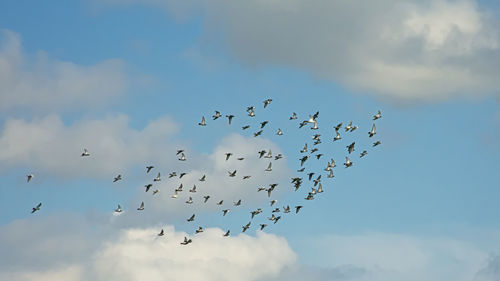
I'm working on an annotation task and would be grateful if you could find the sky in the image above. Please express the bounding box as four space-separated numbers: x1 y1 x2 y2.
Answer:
1 0 500 280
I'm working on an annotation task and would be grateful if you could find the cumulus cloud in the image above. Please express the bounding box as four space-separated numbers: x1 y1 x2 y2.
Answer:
0 114 180 178
0 29 127 112
0 215 296 281
101 0 500 102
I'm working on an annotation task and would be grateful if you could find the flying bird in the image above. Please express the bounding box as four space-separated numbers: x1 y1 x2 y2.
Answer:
276 128 283 135
81 148 90 157
154 173 161 182
295 205 303 214
26 174 34 183
180 237 192 245
263 98 273 108
158 229 164 236
199 175 206 181
228 170 237 177
146 166 154 173
137 201 145 211
178 153 186 161
114 204 122 213
113 175 122 182
260 121 269 129
212 111 221 120
265 162 273 172
373 110 382 120
289 112 297 120
360 150 367 158
187 214 195 222
347 142 355 154
195 227 204 234
226 115 235 125
31 202 42 214
242 125 250 130
198 116 206 126
225 153 233 161
373 141 381 147
145 184 152 192
368 124 376 137
344 157 353 168
223 230 230 237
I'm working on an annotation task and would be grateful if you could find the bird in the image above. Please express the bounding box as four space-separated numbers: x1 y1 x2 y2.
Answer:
145 184 152 192
199 175 206 181
179 172 187 178
275 154 283 160
333 132 341 141
158 229 164 236
186 197 193 204
311 148 319 153
175 184 183 192
113 175 122 182
345 121 353 132
347 142 355 154
373 141 381 147
328 169 334 178
270 200 277 206
254 130 263 137
212 111 221 120
257 186 266 192
248 110 256 117
373 110 382 120
311 120 319 130
242 222 251 232
308 172 315 181
153 189 159 195
289 112 297 120
26 174 34 183
217 200 224 205
187 214 195 222
226 115 235 125
300 143 308 153
31 202 42 214
300 156 309 166
297 167 305 172
114 204 122 213
295 205 303 214
203 195 210 203
198 116 206 126
223 230 230 237
137 202 145 210
274 216 281 224
344 157 353 168
299 120 308 128
360 150 367 158
260 224 267 230
316 154 323 160
264 150 273 158
81 148 90 157
169 172 177 178
334 123 342 131
243 175 251 179
242 125 250 130
258 150 267 158
317 183 324 193
222 209 229 216
228 170 237 177
265 162 272 172
305 193 314 200
195 227 204 234
176 149 184 155
276 128 283 135
368 124 376 137
237 157 245 160
263 98 273 108
180 237 192 245
350 125 358 132
189 185 197 193
225 153 233 161
146 166 154 173
260 121 269 129
246 106 255 112
234 199 242 206
153 173 161 182
283 206 290 213
178 153 186 161
313 175 321 186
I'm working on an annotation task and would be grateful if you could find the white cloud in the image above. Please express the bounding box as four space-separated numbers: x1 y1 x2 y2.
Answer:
100 0 500 102
0 114 180 178
0 29 127 112
0 216 297 281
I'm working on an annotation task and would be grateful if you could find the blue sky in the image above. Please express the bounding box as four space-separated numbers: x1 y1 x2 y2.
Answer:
1 1 500 281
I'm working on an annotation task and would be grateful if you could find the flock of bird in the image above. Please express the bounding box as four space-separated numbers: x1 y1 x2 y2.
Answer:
27 98 383 245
